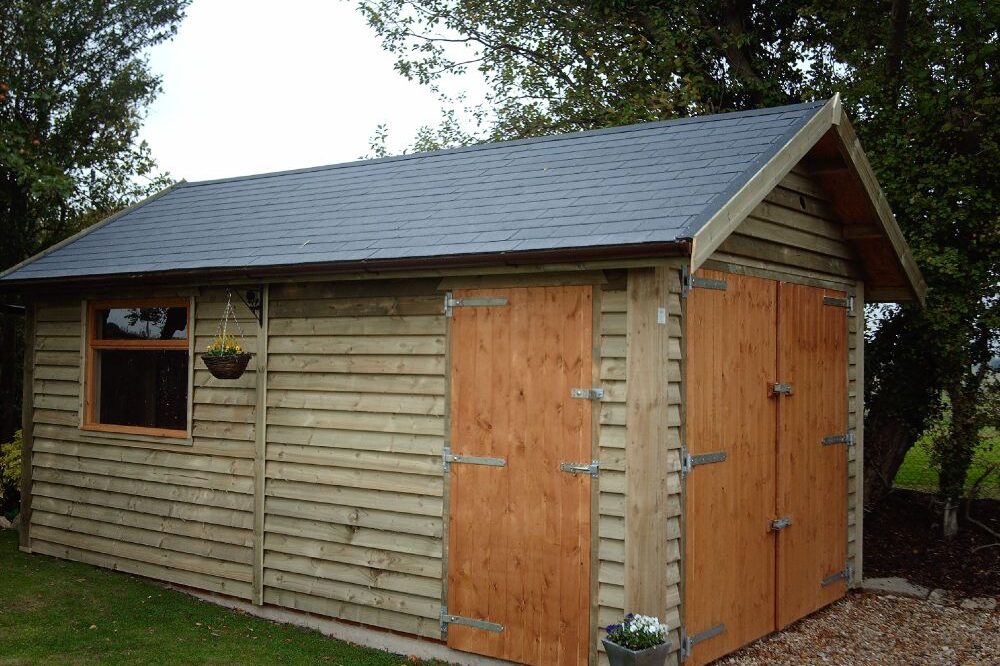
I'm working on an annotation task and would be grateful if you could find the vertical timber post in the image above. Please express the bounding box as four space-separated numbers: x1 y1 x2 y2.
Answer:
252 285 269 605
625 267 670 617
19 301 35 552
852 281 864 585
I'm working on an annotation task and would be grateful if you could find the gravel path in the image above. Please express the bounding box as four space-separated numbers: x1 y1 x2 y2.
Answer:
716 592 1000 665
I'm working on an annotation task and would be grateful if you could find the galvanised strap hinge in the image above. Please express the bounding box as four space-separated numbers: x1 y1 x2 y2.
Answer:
821 563 854 587
570 387 604 400
439 607 504 634
444 291 509 317
680 624 725 658
681 446 727 479
822 431 856 447
681 266 727 298
822 294 856 315
442 446 506 471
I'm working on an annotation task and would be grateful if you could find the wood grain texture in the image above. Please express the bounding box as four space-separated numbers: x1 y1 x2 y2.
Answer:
262 285 448 635
624 268 670 617
775 282 848 627
20 302 36 549
684 270 779 666
447 286 592 666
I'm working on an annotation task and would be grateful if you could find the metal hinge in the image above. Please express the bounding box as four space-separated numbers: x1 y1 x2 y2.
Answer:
680 624 725 658
823 294 856 314
440 608 504 634
770 382 794 396
822 431 856 447
442 446 506 471
570 387 604 400
821 563 854 587
680 447 727 479
444 292 509 317
681 267 728 298
770 516 793 532
559 460 600 477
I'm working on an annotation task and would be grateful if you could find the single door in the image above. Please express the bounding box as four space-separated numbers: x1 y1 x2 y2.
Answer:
775 283 849 627
447 286 593 666
684 270 778 666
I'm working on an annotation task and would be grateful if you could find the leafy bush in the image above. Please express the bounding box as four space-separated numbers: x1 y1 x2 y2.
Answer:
0 430 22 506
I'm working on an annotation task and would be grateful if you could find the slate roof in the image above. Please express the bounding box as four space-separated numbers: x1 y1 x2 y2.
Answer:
1 100 829 283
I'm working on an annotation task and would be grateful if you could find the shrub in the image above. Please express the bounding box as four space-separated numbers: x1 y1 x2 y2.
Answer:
0 430 22 506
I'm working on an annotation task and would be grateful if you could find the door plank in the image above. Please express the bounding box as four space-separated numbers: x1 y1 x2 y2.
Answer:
447 286 592 666
684 270 778 666
775 283 849 627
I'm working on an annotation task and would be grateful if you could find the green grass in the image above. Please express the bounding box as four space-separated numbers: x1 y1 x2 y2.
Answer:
0 530 442 666
894 427 1000 499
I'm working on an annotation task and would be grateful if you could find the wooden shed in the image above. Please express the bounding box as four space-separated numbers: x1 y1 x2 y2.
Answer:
1 96 925 666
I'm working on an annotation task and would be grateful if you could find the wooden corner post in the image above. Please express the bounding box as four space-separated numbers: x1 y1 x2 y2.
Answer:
252 285 269 605
19 301 35 551
625 267 671 617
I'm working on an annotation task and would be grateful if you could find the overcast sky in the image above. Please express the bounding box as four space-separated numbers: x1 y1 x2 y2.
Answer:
141 0 485 183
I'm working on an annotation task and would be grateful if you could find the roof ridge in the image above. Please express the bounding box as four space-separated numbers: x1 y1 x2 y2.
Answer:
183 100 830 188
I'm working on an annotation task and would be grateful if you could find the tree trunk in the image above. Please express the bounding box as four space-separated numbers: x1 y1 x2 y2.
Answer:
938 380 979 537
862 307 944 508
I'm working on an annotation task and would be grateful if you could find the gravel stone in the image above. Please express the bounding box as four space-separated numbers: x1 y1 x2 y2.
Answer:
960 597 998 611
716 592 1000 665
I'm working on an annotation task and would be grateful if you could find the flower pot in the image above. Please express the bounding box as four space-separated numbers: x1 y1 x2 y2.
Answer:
602 639 671 666
202 353 252 379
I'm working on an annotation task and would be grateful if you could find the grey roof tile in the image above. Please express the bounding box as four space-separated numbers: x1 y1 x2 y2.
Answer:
2 100 827 281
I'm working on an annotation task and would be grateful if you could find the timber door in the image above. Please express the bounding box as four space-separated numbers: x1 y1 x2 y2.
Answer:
684 271 849 665
446 286 593 666
684 271 779 665
776 283 849 627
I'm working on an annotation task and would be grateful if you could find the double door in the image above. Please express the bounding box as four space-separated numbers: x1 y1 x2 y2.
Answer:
684 270 849 665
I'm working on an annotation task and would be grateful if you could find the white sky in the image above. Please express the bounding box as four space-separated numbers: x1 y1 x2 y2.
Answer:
141 0 485 182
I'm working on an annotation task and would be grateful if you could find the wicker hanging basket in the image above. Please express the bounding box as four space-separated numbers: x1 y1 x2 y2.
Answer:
201 352 252 380
202 290 253 379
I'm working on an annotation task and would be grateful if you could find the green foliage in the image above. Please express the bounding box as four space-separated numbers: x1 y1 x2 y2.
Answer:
0 530 446 665
359 1 813 140
0 429 21 506
0 0 189 272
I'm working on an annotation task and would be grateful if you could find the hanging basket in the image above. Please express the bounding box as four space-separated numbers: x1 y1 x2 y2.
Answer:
201 352 253 380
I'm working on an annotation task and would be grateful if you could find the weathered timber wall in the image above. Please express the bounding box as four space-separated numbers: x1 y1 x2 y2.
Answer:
28 288 258 600
261 279 446 638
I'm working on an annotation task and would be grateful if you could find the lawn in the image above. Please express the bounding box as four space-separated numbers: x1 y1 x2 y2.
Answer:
0 530 441 666
894 427 1000 499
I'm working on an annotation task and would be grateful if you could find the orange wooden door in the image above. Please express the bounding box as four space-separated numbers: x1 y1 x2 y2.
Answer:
447 286 593 666
684 270 778 665
775 283 849 628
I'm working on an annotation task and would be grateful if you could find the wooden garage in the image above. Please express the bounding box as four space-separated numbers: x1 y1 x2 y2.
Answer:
0 95 925 666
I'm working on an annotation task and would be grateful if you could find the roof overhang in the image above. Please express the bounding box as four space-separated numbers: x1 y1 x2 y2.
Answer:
0 241 692 295
688 94 927 305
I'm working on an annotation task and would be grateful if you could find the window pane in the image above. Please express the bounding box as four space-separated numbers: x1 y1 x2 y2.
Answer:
98 350 189 430
98 306 188 340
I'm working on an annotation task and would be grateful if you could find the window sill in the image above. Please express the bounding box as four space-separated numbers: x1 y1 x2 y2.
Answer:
79 424 193 447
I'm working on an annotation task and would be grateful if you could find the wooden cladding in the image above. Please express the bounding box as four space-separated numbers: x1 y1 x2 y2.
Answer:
684 270 849 665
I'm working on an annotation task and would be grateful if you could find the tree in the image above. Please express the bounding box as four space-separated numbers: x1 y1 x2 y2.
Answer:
360 0 1000 517
0 0 189 443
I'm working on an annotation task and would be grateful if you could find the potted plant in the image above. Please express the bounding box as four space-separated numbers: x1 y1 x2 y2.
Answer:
602 614 671 666
201 334 252 379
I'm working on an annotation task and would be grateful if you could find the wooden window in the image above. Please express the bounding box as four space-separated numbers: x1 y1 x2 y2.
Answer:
84 299 191 438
